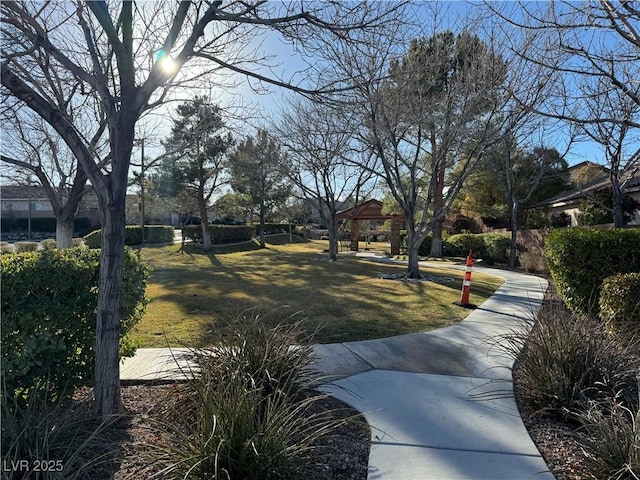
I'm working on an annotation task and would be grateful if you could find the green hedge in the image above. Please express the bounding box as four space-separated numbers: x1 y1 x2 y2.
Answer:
545 228 640 315
443 232 511 264
1 247 151 402
599 273 640 339
183 225 255 244
418 234 433 256
84 225 174 248
257 223 288 235
144 225 174 244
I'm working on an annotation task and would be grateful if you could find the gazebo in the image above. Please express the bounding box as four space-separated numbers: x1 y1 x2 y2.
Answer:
336 199 405 255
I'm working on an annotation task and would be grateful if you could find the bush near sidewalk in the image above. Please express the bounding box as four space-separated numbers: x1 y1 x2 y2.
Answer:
503 303 638 417
84 225 174 247
1 384 117 480
441 232 511 265
600 272 640 343
146 311 353 479
182 224 255 244
506 293 639 479
1 247 151 403
545 228 640 315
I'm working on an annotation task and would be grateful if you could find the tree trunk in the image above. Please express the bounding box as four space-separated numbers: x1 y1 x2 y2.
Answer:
327 217 339 261
430 219 444 257
55 212 74 249
612 178 624 228
93 198 126 419
429 164 446 258
199 197 212 251
508 199 519 268
406 226 421 279
259 203 266 248
92 105 136 419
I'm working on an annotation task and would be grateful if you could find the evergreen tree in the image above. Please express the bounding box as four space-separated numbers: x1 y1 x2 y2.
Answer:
228 130 291 248
163 97 233 250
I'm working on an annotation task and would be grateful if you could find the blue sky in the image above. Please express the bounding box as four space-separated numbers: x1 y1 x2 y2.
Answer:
196 1 611 168
131 0 637 175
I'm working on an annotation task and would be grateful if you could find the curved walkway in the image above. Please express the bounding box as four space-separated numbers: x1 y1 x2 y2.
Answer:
120 258 553 479
315 258 553 479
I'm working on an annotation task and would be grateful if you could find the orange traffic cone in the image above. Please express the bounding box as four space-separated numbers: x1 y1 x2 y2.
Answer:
453 250 476 309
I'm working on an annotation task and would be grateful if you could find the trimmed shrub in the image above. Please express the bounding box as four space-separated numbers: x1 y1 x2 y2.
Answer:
258 223 288 235
600 273 640 341
545 228 640 315
84 225 174 248
83 229 101 248
211 225 254 244
444 233 486 258
72 237 85 248
418 234 433 256
1 247 151 403
443 232 510 264
183 224 255 244
482 233 511 265
518 252 549 274
143 225 174 244
0 242 14 254
14 241 40 252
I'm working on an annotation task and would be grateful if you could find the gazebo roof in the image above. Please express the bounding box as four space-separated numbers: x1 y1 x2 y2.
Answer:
336 199 404 220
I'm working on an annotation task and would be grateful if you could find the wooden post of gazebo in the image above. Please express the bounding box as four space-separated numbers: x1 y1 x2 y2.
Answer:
350 219 360 251
336 199 406 254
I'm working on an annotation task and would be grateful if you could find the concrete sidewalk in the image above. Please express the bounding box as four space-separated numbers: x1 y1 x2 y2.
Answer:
315 262 553 479
120 260 553 479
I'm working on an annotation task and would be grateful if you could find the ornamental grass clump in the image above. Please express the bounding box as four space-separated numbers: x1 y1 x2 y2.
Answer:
574 391 640 480
152 311 344 479
503 302 638 417
1 382 117 480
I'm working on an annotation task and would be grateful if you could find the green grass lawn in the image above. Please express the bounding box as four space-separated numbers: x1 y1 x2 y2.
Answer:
132 235 503 347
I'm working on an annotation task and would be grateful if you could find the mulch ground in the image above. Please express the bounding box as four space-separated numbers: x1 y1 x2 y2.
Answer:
70 385 370 479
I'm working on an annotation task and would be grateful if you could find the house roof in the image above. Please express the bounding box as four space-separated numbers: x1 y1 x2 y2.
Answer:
336 199 404 220
566 160 610 175
531 169 640 209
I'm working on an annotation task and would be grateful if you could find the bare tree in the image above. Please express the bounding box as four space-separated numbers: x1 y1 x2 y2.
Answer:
1 0 407 418
276 98 376 260
323 19 509 277
1 83 107 249
484 141 565 267
484 1 640 226
578 80 640 227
